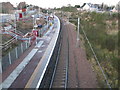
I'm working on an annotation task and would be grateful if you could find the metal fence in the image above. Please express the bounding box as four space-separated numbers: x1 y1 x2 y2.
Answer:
2 41 30 72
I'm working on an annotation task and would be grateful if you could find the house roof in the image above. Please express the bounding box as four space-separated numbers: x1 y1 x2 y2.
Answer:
80 3 86 8
80 3 100 9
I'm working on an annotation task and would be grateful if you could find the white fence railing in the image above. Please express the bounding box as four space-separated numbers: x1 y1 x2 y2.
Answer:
2 41 30 71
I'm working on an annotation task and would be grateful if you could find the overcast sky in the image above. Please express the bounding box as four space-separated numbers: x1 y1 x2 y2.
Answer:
1 0 120 8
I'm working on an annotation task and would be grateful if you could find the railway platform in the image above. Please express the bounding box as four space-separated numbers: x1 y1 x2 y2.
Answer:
1 15 60 89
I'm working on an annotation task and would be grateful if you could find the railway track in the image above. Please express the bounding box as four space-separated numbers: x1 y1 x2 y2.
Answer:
50 21 69 88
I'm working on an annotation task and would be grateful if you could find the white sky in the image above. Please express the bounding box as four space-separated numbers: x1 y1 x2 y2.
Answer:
1 0 120 8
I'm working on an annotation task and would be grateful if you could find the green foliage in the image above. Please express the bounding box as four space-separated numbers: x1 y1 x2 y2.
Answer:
60 6 77 12
118 31 120 56
2 8 8 13
80 12 118 88
81 12 118 52
61 8 119 88
111 56 119 69
101 36 116 51
42 9 47 13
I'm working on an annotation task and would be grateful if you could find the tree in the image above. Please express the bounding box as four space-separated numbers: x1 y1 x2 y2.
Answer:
17 2 26 10
2 2 14 13
103 4 108 11
42 9 47 13
67 4 72 7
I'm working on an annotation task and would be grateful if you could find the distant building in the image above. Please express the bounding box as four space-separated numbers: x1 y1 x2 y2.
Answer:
80 3 101 12
110 7 118 13
77 8 81 11
17 2 26 10
1 2 14 13
110 2 120 13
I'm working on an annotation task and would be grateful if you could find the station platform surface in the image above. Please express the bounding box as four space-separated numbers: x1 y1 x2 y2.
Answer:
2 18 59 88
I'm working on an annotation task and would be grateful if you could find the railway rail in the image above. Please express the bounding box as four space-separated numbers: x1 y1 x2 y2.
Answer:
49 21 69 88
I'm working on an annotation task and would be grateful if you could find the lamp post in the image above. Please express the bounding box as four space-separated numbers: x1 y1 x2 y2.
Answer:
32 15 35 30
34 18 37 30
14 3 17 33
47 10 49 29
14 12 17 33
39 7 41 15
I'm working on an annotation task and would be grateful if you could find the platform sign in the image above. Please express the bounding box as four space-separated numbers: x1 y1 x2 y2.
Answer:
32 29 38 37
19 13 22 18
22 9 26 12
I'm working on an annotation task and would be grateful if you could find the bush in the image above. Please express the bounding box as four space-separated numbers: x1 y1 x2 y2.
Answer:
79 11 119 88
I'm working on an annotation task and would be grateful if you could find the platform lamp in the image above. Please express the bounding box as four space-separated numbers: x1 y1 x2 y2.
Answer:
31 15 35 30
14 3 18 33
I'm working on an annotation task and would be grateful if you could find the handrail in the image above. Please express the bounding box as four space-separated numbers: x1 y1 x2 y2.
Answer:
0 36 17 50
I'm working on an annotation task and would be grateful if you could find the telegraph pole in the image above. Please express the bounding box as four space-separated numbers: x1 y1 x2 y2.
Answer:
76 17 80 47
77 18 80 41
39 7 40 14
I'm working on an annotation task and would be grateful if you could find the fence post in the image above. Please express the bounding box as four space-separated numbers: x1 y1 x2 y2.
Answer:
16 35 18 42
29 38 31 46
36 37 37 45
15 47 18 59
26 41 28 49
21 43 23 53
0 59 2 74
8 52 11 64
0 58 2 90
